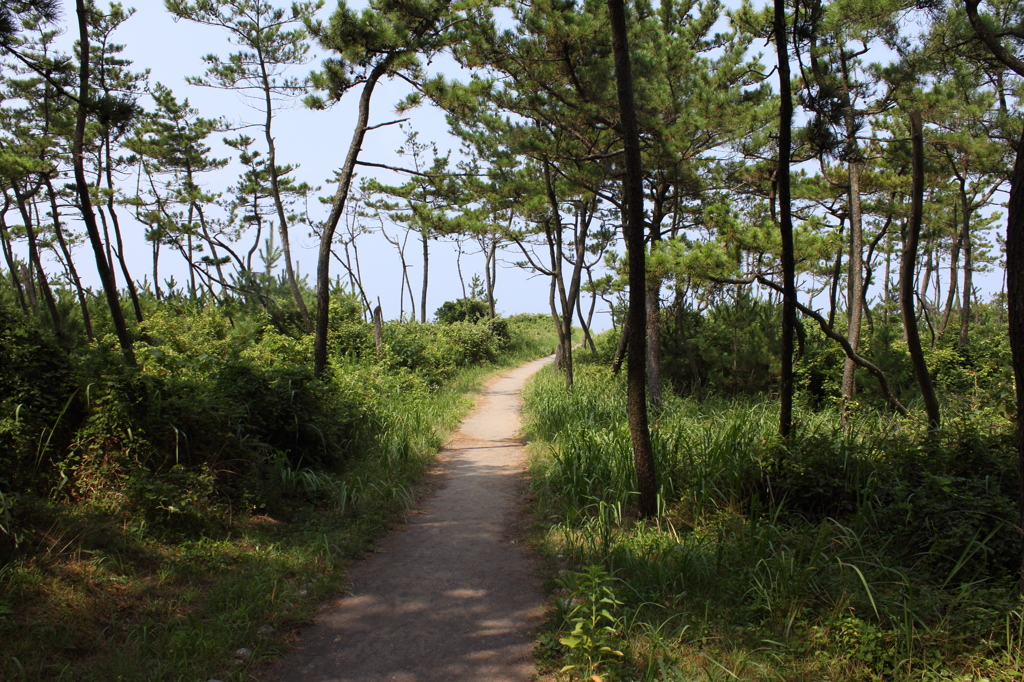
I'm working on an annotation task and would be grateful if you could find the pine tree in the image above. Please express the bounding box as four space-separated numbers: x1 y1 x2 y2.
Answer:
168 0 322 329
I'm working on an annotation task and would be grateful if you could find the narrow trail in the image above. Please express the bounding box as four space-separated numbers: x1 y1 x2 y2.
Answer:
263 355 554 682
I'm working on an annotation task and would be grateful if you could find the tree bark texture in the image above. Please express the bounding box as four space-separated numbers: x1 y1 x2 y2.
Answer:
903 111 940 432
608 0 657 518
841 160 864 413
775 0 797 440
959 180 973 349
13 186 61 335
421 231 429 324
1007 125 1024 597
647 283 663 411
74 0 134 365
314 60 391 378
964 0 1024 597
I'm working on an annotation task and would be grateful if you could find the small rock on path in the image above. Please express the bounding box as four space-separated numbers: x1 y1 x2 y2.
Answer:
262 355 554 682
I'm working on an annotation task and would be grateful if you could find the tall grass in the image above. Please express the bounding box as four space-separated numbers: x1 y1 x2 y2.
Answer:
0 316 557 681
525 362 1023 681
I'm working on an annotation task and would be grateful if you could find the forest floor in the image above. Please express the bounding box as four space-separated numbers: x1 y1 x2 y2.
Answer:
260 355 555 682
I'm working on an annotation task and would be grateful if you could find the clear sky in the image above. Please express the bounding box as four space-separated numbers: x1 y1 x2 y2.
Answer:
18 1 1010 332
49 0 598 327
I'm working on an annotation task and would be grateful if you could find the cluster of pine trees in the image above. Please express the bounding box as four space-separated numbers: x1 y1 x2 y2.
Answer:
0 0 1021 557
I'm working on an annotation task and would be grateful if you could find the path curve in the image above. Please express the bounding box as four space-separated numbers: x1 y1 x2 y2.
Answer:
263 355 554 682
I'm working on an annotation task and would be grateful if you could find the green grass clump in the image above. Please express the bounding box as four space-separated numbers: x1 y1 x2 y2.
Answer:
525 361 1022 681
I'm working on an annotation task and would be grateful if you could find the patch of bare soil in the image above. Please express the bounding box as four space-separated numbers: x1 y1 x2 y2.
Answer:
261 356 554 682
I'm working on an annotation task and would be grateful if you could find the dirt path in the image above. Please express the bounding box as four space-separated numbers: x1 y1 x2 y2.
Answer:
263 355 554 682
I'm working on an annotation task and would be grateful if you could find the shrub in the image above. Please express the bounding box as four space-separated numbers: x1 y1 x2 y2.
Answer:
0 305 81 493
435 298 488 324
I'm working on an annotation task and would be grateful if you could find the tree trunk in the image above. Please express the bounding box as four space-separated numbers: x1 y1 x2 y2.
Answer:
964 0 1024 597
576 288 597 357
939 203 961 339
608 0 657 518
0 200 29 312
883 248 891 325
959 181 973 349
21 263 37 310
45 178 93 340
548 274 569 376
775 0 797 440
580 267 599 357
841 159 864 421
1009 136 1024 593
73 0 134 365
314 59 392 378
612 305 629 375
903 111 940 432
103 137 144 324
421 230 429 324
373 303 384 358
261 58 313 332
193 196 228 289
14 186 61 336
828 219 844 329
646 287 662 411
485 238 497 324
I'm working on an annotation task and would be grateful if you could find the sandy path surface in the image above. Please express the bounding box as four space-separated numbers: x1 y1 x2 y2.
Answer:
262 355 554 682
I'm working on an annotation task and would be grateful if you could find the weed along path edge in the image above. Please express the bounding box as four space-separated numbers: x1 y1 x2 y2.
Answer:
263 355 554 682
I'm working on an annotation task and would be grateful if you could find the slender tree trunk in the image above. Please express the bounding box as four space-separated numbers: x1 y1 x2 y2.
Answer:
21 263 38 310
612 305 629 375
421 230 429 324
959 181 973 349
883 248 891 325
403 246 416 322
541 164 588 388
485 238 497 323
153 239 161 299
828 219 844 329
580 267 599 356
373 303 383 358
73 0 134 364
920 246 934 327
14 186 61 335
577 287 597 357
0 202 29 312
940 204 961 339
608 0 657 518
646 287 662 410
841 159 864 421
903 111 940 432
775 0 797 439
261 57 313 332
103 136 144 323
193 199 228 287
187 230 197 299
314 60 392 377
45 178 93 340
548 273 568 374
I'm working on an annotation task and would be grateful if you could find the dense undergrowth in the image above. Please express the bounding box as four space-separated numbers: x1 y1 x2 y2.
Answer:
525 321 1021 681
0 284 555 681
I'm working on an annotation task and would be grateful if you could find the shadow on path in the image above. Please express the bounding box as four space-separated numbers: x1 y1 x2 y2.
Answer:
262 355 554 682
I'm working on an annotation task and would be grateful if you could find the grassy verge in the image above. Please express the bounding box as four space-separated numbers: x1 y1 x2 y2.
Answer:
524 361 1023 681
0 318 555 682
